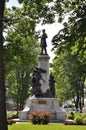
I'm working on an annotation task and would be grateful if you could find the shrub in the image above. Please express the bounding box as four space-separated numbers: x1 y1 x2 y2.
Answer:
29 111 41 124
82 113 86 119
67 112 74 120
7 119 16 125
83 117 86 124
65 112 86 125
7 111 19 119
29 111 50 124
74 112 81 118
74 115 83 125
41 112 50 124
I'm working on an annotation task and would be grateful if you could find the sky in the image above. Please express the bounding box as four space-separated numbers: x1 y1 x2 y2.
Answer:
6 0 20 8
7 0 63 62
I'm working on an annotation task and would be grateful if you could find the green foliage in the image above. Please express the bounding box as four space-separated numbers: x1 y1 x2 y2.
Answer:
7 111 19 119
29 111 50 124
51 53 73 104
4 3 41 109
52 0 86 104
74 115 83 125
83 117 86 123
74 112 81 117
67 112 74 120
66 112 86 125
82 113 86 119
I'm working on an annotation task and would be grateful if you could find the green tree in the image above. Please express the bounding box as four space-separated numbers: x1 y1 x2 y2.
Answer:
4 32 39 110
52 0 86 109
4 5 42 110
0 0 55 129
52 52 73 105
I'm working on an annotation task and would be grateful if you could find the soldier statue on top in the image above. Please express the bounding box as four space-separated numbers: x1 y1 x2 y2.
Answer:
40 29 48 55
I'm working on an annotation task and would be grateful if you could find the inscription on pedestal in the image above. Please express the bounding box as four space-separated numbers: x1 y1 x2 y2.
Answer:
38 100 47 104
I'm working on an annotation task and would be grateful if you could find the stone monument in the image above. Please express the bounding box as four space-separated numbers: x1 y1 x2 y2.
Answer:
19 29 65 122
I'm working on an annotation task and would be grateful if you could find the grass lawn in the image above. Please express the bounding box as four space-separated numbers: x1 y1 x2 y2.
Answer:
8 123 86 130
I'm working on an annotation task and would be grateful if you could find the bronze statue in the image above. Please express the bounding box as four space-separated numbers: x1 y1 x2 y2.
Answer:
31 69 42 97
31 67 53 98
40 29 48 55
31 67 46 97
49 73 56 97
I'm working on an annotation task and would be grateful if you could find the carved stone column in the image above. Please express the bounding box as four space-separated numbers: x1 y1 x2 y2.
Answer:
38 55 50 93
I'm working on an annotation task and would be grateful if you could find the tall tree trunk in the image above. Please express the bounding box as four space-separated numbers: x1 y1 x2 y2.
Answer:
0 0 8 130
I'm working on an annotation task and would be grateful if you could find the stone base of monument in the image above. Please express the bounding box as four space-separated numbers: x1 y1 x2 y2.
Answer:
19 97 65 123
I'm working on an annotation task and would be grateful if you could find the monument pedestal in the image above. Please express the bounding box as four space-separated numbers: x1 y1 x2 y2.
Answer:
19 97 65 122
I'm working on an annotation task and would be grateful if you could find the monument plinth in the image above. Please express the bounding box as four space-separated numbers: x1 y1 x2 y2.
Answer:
20 97 65 122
